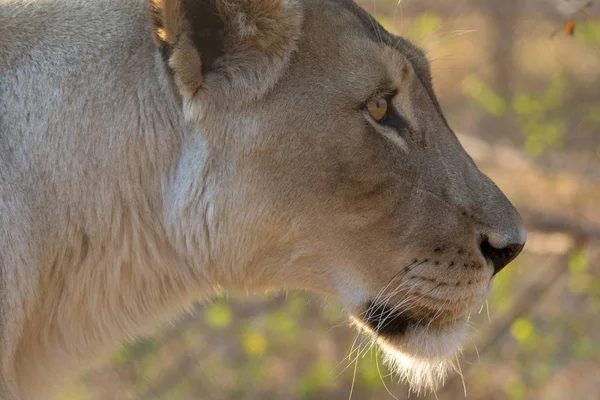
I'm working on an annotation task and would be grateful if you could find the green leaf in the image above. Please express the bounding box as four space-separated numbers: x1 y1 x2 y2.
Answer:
357 352 384 389
571 337 599 360
532 363 552 383
583 104 600 127
413 12 443 38
542 74 566 109
513 94 544 116
461 76 507 116
242 329 268 358
299 358 335 399
204 302 232 329
57 382 89 400
576 20 600 45
510 317 535 343
569 249 588 275
504 376 526 400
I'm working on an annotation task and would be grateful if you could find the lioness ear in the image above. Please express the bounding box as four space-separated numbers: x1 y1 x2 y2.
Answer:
149 0 303 111
149 0 225 96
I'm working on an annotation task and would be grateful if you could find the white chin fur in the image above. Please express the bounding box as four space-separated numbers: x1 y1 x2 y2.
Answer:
375 320 467 394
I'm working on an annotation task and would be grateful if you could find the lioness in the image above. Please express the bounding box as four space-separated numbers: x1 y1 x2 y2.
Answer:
0 0 526 398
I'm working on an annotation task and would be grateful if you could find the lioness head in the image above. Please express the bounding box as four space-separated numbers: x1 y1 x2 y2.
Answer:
152 0 526 390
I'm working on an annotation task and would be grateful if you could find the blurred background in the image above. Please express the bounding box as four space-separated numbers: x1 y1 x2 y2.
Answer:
67 0 600 399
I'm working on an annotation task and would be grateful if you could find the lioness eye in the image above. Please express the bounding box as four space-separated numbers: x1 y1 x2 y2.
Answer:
366 98 388 122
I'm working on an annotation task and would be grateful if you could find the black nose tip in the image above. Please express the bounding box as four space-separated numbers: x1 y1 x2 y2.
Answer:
480 239 524 275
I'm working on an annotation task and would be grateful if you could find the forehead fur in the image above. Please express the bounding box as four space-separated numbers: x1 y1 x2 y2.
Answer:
327 0 435 97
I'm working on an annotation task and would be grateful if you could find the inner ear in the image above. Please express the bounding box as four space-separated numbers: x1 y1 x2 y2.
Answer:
149 0 304 111
179 0 225 76
149 0 226 95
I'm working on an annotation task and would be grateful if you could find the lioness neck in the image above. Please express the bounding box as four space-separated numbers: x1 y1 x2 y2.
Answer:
0 0 217 397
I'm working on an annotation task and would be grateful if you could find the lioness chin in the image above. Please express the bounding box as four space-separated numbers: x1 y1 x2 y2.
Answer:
0 0 526 398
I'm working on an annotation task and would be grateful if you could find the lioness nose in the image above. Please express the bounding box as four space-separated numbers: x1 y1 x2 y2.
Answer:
479 226 526 275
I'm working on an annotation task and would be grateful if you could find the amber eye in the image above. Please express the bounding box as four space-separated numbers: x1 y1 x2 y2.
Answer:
366 98 389 122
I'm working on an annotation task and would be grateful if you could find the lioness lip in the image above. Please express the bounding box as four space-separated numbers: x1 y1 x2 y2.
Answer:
355 300 468 338
362 301 413 336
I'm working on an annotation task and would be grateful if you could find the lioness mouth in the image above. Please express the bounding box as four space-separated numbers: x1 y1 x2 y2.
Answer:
362 301 413 336
348 299 470 392
357 300 464 337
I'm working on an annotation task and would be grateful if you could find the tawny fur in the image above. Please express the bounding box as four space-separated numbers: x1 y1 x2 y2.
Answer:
0 0 525 399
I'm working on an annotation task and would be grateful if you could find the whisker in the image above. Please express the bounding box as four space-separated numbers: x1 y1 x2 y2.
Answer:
376 349 401 400
337 335 368 378
455 353 467 397
355 260 422 322
378 282 443 332
347 350 359 400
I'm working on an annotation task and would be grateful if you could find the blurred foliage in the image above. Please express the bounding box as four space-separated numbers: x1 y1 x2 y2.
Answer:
510 317 536 344
463 74 568 155
204 302 233 329
57 383 89 400
576 20 600 44
462 76 509 117
513 74 567 155
409 11 444 40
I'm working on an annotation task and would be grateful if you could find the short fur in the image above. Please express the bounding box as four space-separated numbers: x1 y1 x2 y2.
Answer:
0 0 526 398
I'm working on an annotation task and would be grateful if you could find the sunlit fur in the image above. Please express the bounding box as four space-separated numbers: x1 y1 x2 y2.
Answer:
344 257 491 393
350 297 469 393
379 322 467 393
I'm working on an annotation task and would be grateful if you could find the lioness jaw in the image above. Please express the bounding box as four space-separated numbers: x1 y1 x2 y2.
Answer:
0 0 525 398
